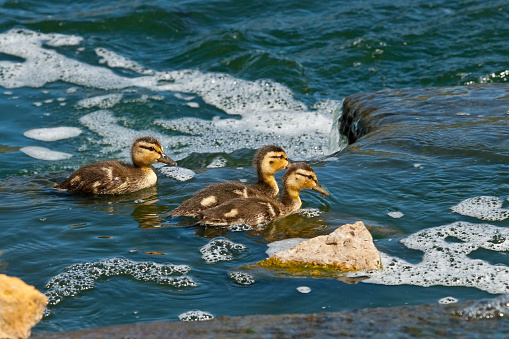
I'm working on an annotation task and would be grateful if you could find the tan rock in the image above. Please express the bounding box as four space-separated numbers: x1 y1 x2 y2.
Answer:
270 221 381 271
0 274 48 339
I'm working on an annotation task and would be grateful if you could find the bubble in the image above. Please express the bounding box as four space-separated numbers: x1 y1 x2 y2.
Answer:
44 258 196 306
298 208 323 218
350 222 509 294
228 224 252 232
451 196 509 221
438 297 458 304
20 146 73 161
455 295 509 320
229 272 255 285
178 310 214 321
200 238 247 263
297 286 311 294
23 127 82 141
159 167 195 181
387 211 404 219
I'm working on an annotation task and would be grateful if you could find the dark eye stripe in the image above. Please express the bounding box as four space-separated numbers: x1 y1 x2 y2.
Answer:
140 145 160 154
270 154 287 159
296 173 316 181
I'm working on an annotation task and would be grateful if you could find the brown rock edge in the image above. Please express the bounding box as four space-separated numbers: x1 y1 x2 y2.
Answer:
0 274 48 339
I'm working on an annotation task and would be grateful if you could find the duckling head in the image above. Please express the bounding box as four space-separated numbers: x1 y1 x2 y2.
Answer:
131 136 177 168
254 145 289 177
283 162 330 197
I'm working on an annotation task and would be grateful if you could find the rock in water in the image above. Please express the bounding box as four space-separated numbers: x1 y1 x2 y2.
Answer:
261 221 381 273
0 274 48 339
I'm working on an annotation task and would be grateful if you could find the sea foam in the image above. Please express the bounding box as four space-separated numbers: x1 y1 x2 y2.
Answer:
20 146 73 160
350 221 509 294
451 196 509 221
0 28 339 160
23 127 82 141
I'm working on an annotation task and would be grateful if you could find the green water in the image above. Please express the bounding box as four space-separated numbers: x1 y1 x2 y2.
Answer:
0 0 508 333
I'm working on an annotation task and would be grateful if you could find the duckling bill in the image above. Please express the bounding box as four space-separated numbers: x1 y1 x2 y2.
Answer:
55 136 177 195
198 162 329 227
169 145 289 217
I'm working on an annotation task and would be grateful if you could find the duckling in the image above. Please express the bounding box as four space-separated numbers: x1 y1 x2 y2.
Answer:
169 145 289 217
55 136 177 195
198 162 330 227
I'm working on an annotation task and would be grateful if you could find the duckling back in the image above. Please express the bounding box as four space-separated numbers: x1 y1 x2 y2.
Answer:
169 181 268 217
55 160 156 195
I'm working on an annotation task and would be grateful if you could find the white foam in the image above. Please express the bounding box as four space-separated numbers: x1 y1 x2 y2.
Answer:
297 286 311 294
23 127 82 141
75 94 123 109
159 166 195 181
200 238 247 263
206 156 228 168
20 146 73 160
298 208 323 218
266 238 306 257
45 258 196 306
349 222 509 294
229 272 255 285
178 310 214 321
438 296 458 304
456 295 509 320
451 196 509 221
387 211 404 219
0 28 339 160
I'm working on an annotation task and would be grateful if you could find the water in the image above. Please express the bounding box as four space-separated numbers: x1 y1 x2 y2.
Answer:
0 0 508 333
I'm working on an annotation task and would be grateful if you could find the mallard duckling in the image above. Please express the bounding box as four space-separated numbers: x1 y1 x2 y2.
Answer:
169 145 289 217
55 136 177 195
198 162 329 227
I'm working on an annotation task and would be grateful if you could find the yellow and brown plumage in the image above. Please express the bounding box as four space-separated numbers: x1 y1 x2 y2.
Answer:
55 136 177 195
169 145 289 217
198 162 330 227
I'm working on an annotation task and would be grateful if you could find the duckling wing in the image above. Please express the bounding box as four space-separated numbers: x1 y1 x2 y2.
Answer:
55 161 137 194
169 181 267 217
198 198 282 227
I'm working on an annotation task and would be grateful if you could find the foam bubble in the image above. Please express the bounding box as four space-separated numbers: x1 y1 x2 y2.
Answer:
350 222 509 294
455 295 509 320
298 208 323 218
387 211 404 219
95 47 153 75
20 146 73 160
228 224 253 232
229 272 255 285
200 238 247 263
266 238 306 257
23 127 82 141
451 196 509 221
297 286 311 294
438 296 458 304
178 310 214 321
206 156 228 168
45 258 196 306
75 94 123 109
159 166 195 181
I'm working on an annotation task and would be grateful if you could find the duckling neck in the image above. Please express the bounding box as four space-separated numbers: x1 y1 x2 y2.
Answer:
253 175 279 197
280 189 302 214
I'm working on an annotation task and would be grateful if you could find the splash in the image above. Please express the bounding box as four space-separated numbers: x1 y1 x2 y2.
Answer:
45 258 196 306
0 28 338 160
351 222 509 294
178 310 214 321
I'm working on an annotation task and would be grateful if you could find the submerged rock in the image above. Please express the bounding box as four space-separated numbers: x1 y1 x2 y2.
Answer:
0 274 48 339
256 221 381 276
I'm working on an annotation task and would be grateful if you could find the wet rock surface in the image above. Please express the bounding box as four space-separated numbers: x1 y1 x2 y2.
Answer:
32 297 509 338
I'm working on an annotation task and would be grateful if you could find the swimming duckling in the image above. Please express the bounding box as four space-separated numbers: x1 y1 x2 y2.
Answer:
198 162 329 227
169 145 289 217
55 136 177 195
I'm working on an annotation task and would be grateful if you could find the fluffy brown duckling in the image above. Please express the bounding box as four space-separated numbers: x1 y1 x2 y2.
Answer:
55 136 177 194
198 162 329 227
169 145 289 217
